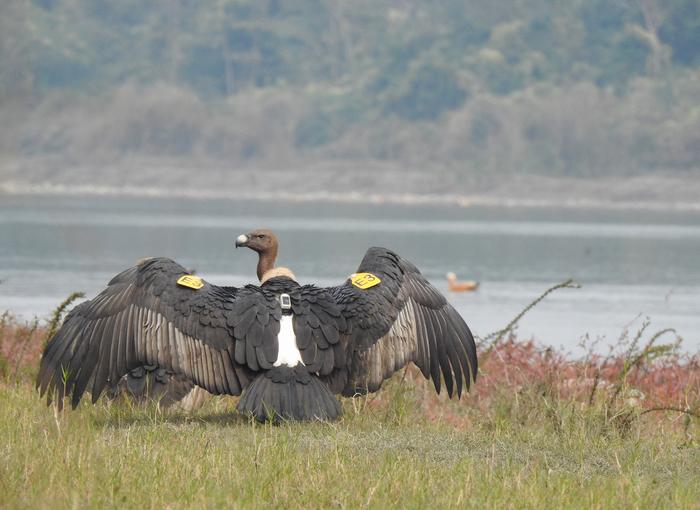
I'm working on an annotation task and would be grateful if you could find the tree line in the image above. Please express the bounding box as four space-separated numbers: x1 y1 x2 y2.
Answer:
1 0 698 178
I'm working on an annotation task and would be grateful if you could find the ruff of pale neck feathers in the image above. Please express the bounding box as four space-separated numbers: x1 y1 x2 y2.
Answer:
260 267 297 284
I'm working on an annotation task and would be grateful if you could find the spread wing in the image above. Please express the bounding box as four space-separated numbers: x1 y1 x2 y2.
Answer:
328 248 477 398
36 257 283 409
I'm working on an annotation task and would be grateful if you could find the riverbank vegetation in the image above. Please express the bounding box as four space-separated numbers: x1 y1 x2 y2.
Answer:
1 0 699 190
1 286 698 508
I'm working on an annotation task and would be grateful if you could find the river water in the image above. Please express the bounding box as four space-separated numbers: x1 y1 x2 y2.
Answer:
1 194 698 353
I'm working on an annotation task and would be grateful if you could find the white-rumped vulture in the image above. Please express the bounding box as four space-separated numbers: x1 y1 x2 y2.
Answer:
37 229 477 422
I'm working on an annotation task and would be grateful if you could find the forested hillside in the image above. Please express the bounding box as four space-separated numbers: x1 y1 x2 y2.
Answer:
1 0 699 185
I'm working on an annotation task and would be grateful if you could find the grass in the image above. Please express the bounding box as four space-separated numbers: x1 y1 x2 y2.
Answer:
2 381 699 509
1 286 699 509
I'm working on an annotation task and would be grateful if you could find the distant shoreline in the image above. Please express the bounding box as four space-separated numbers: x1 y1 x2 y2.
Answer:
2 180 700 213
2 157 699 213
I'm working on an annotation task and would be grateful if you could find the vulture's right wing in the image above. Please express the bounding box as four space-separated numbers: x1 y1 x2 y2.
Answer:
329 248 477 398
37 257 281 409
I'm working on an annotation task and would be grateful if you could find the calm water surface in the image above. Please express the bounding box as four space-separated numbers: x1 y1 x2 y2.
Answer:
1 194 699 353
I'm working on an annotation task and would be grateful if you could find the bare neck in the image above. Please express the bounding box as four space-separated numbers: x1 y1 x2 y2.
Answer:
256 247 277 281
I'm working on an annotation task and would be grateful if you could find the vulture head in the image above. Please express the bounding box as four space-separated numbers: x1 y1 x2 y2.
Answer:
235 229 282 282
235 229 278 253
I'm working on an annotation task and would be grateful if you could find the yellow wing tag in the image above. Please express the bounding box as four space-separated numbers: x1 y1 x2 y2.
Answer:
177 274 204 290
350 272 381 289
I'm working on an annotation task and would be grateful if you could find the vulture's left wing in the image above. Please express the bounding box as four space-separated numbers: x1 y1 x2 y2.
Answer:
329 248 477 398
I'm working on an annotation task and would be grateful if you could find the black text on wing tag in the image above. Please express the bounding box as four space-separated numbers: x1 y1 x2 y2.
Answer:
177 275 204 290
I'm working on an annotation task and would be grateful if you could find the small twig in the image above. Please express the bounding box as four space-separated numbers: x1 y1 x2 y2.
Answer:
480 278 581 351
619 318 650 369
640 407 699 418
400 365 410 385
626 330 677 375
588 365 604 407
608 327 678 407
45 292 85 343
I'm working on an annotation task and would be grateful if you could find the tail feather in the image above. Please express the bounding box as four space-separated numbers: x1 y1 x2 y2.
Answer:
237 366 341 423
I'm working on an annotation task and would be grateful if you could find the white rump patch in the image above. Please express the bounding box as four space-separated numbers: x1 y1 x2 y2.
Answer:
274 315 304 367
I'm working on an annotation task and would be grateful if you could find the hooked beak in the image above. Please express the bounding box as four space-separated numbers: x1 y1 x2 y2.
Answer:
235 234 249 248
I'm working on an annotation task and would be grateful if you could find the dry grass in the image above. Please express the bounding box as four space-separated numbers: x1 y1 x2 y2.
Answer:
1 289 699 509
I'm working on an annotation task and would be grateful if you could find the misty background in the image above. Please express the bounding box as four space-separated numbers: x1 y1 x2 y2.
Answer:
1 1 700 351
0 0 699 203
